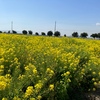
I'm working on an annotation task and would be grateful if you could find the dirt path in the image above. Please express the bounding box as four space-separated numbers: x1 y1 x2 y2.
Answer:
85 88 100 100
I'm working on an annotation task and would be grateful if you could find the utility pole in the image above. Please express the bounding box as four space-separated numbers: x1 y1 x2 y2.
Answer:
11 21 13 33
54 21 56 33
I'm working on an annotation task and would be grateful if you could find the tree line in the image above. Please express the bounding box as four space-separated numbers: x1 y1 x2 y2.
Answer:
0 30 100 39
0 30 60 37
22 30 61 36
72 32 100 39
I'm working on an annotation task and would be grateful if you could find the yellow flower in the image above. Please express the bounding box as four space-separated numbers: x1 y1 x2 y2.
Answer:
34 83 43 90
46 68 54 76
0 65 4 69
5 74 11 78
0 58 4 62
63 71 70 77
30 98 36 100
33 69 37 74
0 81 7 90
98 72 100 76
25 66 30 71
67 78 71 82
44 78 47 81
0 69 3 74
37 95 42 100
25 86 34 98
92 78 95 81
46 68 51 73
94 82 97 86
66 71 70 75
49 84 54 91
50 70 54 75
92 72 96 75
13 97 21 100
2 98 8 100
63 73 66 76
82 68 85 72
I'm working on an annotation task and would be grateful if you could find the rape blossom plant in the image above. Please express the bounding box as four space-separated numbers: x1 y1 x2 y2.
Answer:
0 34 100 100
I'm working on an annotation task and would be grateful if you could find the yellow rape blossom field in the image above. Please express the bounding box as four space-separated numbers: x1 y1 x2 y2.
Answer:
0 34 100 100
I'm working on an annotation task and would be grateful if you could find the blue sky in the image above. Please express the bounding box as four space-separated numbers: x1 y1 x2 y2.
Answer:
0 0 100 36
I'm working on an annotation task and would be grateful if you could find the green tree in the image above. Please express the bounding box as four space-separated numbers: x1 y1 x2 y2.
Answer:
22 30 27 35
98 33 100 39
90 33 98 39
64 34 66 37
28 30 33 35
47 31 53 36
8 30 10 33
54 31 60 37
41 32 46 36
0 31 2 33
35 32 39 35
12 30 17 34
72 32 78 37
80 32 88 38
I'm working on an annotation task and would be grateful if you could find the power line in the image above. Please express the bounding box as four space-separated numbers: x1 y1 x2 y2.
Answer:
54 21 56 33
11 21 13 33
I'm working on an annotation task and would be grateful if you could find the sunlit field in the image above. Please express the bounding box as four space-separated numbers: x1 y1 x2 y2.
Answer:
0 34 100 100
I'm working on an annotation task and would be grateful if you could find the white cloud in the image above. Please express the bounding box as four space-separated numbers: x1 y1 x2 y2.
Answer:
96 23 100 26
